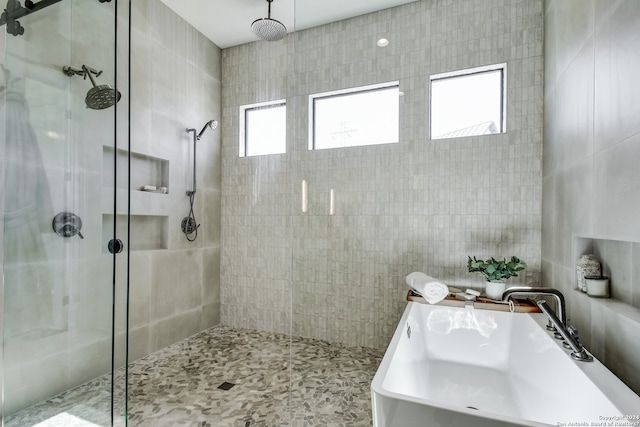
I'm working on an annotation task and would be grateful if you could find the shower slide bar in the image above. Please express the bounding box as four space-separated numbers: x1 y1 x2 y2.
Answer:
1 0 111 36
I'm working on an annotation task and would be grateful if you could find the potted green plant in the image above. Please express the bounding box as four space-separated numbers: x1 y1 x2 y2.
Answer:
467 256 527 300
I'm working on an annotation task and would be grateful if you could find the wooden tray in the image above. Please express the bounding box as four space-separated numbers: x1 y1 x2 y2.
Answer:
406 290 541 313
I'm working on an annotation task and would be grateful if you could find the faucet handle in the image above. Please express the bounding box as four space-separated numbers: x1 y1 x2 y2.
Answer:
561 328 580 349
546 320 556 331
567 325 581 342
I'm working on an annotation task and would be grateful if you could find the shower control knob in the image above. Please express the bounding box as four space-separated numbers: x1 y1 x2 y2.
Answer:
52 212 84 239
108 238 124 254
62 224 84 239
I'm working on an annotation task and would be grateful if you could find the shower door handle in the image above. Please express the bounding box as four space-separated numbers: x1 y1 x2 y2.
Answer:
108 238 124 254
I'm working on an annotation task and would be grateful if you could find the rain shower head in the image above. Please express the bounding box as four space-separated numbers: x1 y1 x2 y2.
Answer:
196 119 218 140
251 0 287 42
63 65 122 110
84 69 121 110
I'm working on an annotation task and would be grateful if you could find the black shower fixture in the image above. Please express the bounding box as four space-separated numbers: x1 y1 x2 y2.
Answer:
1 0 111 37
251 0 287 42
63 65 121 110
182 120 218 242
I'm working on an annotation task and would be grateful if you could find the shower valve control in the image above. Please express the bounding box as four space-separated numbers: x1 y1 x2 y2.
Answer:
52 212 84 239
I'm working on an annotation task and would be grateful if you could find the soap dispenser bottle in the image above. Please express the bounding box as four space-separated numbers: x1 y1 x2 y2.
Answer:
576 254 601 292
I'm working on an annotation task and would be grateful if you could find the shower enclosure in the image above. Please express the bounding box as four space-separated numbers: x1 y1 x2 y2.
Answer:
1 0 129 424
3 0 448 424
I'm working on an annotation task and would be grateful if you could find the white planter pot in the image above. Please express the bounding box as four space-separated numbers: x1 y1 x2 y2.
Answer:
485 281 506 300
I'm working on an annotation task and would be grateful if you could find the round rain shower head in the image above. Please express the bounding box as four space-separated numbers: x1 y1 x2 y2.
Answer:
85 70 121 110
63 65 122 110
251 18 287 41
252 0 287 42
85 84 122 110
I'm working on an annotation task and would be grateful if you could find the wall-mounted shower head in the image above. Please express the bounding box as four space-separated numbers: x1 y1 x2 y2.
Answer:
251 0 287 42
63 65 121 110
84 68 121 110
196 119 218 140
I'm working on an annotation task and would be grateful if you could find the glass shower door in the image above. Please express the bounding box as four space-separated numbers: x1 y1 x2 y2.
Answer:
289 2 409 425
1 0 128 425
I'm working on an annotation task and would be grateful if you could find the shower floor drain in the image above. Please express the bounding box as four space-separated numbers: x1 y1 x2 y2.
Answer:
217 382 236 391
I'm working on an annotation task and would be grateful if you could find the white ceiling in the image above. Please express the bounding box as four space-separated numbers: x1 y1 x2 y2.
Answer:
159 0 418 49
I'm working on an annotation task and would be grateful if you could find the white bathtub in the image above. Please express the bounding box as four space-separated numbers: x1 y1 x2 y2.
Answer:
371 302 640 427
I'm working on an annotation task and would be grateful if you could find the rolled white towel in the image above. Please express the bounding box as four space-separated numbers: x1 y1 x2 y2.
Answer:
405 272 449 304
405 271 428 288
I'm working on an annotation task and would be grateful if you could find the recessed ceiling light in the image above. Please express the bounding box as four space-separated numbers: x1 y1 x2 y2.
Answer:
377 38 389 47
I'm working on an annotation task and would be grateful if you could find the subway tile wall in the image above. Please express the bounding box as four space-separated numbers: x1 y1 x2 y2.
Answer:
222 0 544 349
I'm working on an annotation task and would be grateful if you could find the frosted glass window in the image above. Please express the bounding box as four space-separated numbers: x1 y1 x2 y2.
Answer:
430 64 506 140
239 100 286 157
310 82 399 150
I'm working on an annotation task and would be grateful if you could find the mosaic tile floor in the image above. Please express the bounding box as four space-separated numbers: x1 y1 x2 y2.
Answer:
6 326 384 427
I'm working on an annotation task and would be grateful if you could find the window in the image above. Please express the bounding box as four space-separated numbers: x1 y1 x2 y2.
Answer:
430 64 506 140
309 82 400 150
239 100 286 157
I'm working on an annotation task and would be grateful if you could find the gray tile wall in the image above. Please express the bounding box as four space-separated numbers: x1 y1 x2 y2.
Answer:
544 0 640 394
222 0 544 348
126 0 222 362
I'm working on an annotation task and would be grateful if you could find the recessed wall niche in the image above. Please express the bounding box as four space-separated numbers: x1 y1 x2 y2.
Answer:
102 214 168 252
102 146 169 192
574 237 640 309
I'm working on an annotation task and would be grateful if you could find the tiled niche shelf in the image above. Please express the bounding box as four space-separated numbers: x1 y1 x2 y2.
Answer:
102 146 169 192
102 214 168 252
574 236 640 315
102 147 171 251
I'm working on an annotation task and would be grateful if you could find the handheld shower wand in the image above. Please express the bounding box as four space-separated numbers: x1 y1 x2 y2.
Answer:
182 119 218 242
186 120 218 196
197 119 218 140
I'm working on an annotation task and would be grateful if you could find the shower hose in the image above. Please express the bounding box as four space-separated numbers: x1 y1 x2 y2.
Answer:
182 192 200 242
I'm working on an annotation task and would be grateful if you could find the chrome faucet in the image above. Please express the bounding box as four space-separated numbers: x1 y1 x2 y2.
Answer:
502 286 593 362
502 286 566 335
536 300 593 362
